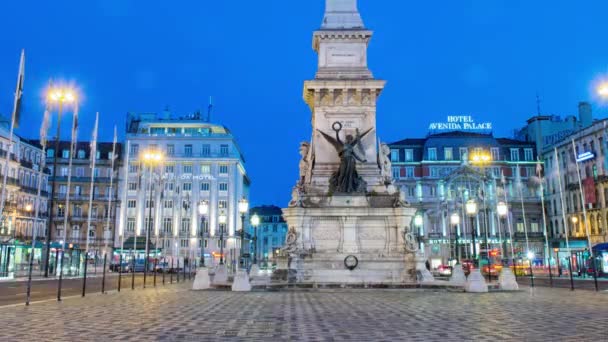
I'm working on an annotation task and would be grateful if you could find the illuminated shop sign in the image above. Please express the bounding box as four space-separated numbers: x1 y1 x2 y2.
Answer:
428 116 492 132
576 152 595 162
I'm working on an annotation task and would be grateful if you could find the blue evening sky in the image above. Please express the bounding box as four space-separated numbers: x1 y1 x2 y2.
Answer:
1 0 608 207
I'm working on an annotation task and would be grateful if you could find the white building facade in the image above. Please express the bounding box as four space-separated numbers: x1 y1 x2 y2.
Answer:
0 120 50 278
116 112 250 269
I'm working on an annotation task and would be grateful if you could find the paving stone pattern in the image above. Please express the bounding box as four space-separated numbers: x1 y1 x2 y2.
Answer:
0 284 606 341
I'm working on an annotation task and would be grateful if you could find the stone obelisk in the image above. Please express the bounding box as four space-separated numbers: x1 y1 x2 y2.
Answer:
280 0 417 285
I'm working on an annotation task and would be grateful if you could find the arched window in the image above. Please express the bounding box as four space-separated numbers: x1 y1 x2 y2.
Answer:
597 214 602 235
589 215 596 236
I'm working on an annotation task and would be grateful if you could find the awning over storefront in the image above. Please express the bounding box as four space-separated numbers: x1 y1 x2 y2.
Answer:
121 237 158 251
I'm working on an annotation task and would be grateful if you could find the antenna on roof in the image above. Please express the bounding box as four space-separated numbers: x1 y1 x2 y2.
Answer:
536 92 542 116
207 96 213 123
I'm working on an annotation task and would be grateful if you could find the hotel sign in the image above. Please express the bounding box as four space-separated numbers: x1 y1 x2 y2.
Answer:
428 116 492 132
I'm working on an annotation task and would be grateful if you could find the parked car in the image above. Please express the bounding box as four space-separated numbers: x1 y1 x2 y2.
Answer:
154 262 170 273
436 264 452 276
124 260 148 273
481 264 501 276
461 260 474 276
109 262 129 273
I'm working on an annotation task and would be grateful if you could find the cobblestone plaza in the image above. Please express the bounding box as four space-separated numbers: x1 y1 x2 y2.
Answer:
0 283 606 341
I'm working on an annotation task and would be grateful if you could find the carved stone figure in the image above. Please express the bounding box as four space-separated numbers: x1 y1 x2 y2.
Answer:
378 143 392 185
403 231 419 252
317 122 372 193
289 185 304 207
283 226 299 254
298 142 310 185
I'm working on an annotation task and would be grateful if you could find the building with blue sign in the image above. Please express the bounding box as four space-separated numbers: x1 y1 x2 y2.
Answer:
249 205 287 269
542 117 608 274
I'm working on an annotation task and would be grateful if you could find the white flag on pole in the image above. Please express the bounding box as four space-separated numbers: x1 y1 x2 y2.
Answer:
90 113 99 169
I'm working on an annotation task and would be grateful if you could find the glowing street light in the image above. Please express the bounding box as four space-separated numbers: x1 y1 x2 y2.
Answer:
198 200 209 266
140 148 163 288
597 82 608 98
250 214 260 266
218 210 227 265
450 213 461 263
238 198 249 269
466 199 479 263
43 84 79 278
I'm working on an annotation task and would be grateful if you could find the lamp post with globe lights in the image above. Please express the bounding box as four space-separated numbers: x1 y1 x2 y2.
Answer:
464 198 488 292
465 199 479 266
496 201 519 290
232 198 251 291
496 201 509 263
140 149 163 288
449 212 468 285
218 211 227 265
238 198 249 269
450 213 460 264
43 86 77 278
198 200 209 267
211 210 229 286
250 214 260 272
192 200 211 290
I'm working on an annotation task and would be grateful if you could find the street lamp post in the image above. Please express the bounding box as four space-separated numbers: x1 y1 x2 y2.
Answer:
238 198 249 270
192 200 211 290
450 213 460 264
414 213 424 251
497 202 509 264
43 87 76 277
141 150 162 288
198 201 208 267
231 198 251 292
218 211 227 265
496 201 519 290
465 199 479 267
250 214 260 267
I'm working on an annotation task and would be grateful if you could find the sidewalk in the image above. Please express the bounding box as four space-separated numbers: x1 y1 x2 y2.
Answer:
0 272 118 283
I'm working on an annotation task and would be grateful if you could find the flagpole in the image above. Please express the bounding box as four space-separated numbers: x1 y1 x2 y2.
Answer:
555 147 574 290
57 103 78 301
85 113 99 254
570 139 599 291
501 171 515 263
537 159 553 286
0 50 24 230
26 104 50 305
104 126 117 256
119 140 130 266
517 163 531 253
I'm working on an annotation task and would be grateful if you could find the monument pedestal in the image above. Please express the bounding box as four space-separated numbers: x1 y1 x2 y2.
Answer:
192 267 211 290
213 264 228 286
282 194 416 285
450 264 466 285
231 268 252 292
415 252 435 283
498 267 519 291
465 269 488 293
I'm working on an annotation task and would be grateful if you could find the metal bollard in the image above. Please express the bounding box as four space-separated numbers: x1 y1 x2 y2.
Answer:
118 254 122 292
153 259 157 287
101 254 107 294
82 254 88 297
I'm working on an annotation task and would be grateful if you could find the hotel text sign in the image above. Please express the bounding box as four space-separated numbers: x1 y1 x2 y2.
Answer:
428 116 492 131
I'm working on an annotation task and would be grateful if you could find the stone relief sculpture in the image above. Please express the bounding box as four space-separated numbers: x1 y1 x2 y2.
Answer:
283 226 300 254
403 231 419 252
317 122 372 193
378 142 392 185
298 142 310 186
